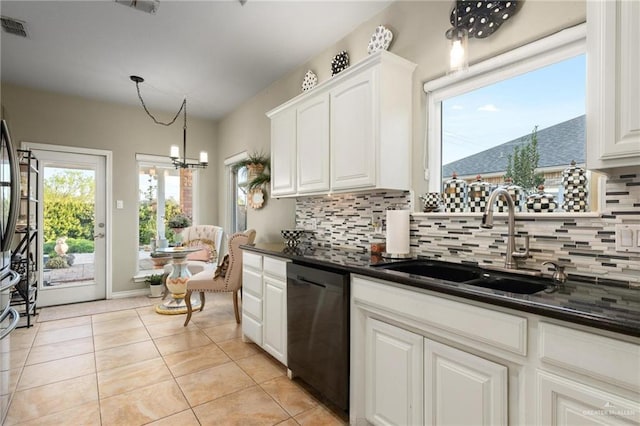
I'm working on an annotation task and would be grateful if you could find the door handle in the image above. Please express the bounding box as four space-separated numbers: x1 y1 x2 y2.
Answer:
93 233 105 240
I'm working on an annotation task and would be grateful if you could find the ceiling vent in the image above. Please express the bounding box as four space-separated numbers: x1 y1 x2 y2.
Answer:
115 0 160 15
1 16 28 38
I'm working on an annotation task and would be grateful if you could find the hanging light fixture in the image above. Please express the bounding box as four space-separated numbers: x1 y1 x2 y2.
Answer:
445 1 521 73
446 0 468 73
130 75 208 169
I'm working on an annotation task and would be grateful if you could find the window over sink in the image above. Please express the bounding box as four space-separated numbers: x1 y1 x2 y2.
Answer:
424 23 602 213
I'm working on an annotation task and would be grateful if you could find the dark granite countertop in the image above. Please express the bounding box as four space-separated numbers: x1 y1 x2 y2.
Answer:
242 243 640 338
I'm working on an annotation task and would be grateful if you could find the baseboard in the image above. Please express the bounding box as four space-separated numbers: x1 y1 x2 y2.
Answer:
110 288 150 299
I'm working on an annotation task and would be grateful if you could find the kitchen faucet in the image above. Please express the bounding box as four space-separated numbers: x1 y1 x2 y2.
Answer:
481 187 530 270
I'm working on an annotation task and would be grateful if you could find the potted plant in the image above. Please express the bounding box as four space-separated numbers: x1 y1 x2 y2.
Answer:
167 213 191 232
145 273 165 298
232 150 271 190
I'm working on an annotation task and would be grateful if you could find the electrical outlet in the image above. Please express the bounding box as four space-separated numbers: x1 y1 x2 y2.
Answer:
309 218 317 231
615 224 640 253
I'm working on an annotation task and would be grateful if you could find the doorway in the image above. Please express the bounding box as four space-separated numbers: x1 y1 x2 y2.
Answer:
24 143 111 307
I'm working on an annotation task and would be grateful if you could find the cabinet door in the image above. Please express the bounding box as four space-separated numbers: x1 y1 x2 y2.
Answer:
538 370 639 425
297 95 330 193
270 107 297 196
263 275 287 365
330 69 376 190
587 0 640 170
365 318 423 426
424 339 508 426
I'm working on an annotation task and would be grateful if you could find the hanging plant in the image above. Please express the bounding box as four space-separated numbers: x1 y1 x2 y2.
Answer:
232 150 271 191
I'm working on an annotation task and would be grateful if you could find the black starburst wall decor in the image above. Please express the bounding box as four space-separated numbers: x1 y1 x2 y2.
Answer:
450 1 521 39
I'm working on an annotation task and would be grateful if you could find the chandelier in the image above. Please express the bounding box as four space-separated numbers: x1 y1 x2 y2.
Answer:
130 75 208 169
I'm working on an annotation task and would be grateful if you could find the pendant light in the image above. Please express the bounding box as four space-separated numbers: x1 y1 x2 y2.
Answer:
130 75 208 169
446 0 469 73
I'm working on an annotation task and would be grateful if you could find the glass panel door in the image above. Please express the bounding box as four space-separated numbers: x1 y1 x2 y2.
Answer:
34 149 106 307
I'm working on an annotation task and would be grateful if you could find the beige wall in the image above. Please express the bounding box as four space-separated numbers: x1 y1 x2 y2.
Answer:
0 84 218 292
216 0 586 241
0 1 586 293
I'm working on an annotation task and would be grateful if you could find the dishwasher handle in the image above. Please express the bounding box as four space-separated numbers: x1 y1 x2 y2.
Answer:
292 276 327 289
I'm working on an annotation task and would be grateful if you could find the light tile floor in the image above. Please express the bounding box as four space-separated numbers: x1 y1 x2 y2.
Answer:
5 295 348 425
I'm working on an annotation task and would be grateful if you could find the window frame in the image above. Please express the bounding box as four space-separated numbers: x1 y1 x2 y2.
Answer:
135 153 200 277
224 151 249 235
422 23 600 215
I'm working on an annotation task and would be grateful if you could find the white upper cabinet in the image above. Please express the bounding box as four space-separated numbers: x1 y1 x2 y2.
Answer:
331 68 376 190
267 51 416 197
587 0 640 172
296 94 330 194
270 108 297 196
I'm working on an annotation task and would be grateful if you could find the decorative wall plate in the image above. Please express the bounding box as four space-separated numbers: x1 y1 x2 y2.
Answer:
248 188 265 209
331 50 349 76
301 70 318 92
367 25 394 54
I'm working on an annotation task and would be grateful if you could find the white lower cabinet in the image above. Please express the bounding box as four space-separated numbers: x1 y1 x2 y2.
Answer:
241 251 289 365
424 339 507 426
351 274 640 426
242 252 263 345
263 275 287 363
538 370 639 425
364 316 507 426
536 322 640 425
365 318 423 426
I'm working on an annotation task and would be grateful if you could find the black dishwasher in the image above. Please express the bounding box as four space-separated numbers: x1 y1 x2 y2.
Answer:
287 262 350 412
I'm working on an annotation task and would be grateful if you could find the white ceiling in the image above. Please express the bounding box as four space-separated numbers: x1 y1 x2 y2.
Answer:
1 0 392 119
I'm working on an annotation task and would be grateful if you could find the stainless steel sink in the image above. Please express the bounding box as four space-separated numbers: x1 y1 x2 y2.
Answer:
464 275 551 294
376 260 481 283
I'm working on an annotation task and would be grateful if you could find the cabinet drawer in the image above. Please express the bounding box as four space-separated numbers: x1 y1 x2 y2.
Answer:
243 252 262 270
243 292 262 321
539 322 640 391
352 275 527 356
243 268 262 297
242 314 263 346
263 256 287 279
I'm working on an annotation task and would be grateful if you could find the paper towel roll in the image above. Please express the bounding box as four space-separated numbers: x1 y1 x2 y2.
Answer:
386 209 410 255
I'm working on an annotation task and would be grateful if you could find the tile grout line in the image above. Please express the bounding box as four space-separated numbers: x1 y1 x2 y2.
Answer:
90 314 105 426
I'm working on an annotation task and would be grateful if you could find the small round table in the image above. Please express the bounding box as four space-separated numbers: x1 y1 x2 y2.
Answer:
154 247 201 315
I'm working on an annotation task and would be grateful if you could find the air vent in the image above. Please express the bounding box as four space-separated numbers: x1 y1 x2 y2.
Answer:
1 16 28 38
115 0 160 15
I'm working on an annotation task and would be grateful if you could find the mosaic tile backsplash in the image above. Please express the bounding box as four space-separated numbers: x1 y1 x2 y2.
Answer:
295 172 640 289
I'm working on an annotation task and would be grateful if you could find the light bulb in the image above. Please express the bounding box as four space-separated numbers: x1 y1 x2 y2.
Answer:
448 28 468 73
450 40 465 69
170 145 179 158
